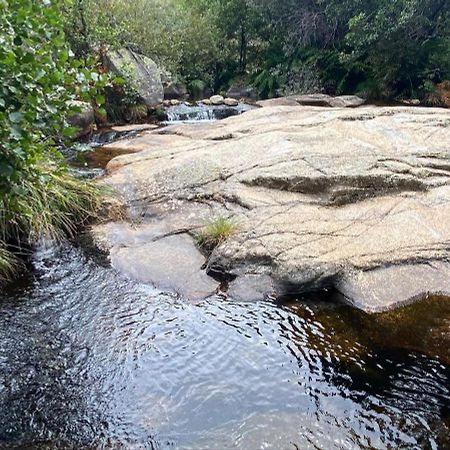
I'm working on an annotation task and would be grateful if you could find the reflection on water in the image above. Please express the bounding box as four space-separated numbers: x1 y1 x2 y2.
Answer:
0 245 449 449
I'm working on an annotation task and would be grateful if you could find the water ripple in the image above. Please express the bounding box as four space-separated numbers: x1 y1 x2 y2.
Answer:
0 245 448 449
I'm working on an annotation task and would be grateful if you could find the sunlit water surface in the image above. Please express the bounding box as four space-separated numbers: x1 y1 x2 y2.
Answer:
0 245 449 449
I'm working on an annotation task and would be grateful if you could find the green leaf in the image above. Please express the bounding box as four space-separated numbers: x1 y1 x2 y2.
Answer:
9 112 23 123
95 94 106 105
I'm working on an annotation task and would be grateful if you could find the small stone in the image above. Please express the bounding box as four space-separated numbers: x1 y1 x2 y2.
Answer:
224 98 239 107
210 95 225 105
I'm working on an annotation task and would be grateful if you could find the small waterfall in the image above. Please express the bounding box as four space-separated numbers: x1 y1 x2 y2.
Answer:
164 103 253 124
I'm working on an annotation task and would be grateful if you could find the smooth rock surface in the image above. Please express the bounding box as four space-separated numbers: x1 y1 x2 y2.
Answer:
224 97 239 107
336 261 450 312
111 124 158 133
258 93 365 108
94 222 218 300
96 103 450 311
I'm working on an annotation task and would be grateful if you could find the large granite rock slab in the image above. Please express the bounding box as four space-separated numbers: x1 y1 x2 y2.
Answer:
95 102 450 312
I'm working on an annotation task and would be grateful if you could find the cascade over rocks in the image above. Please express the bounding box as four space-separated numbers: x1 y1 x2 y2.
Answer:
93 100 450 312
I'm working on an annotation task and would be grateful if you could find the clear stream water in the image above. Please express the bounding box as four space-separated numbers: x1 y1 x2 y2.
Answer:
1 109 449 449
0 245 449 449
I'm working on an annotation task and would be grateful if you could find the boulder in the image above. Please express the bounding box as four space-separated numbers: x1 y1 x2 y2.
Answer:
104 48 163 107
227 84 257 100
164 81 188 100
97 102 450 312
224 98 239 107
210 95 225 105
67 101 94 137
401 99 421 106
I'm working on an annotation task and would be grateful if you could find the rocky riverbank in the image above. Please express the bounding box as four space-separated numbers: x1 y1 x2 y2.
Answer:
92 98 450 312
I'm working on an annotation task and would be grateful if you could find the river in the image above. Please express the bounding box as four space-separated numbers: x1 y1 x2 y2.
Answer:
0 244 448 449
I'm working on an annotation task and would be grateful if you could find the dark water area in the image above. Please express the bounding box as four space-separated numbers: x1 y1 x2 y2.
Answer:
0 244 449 449
63 128 144 178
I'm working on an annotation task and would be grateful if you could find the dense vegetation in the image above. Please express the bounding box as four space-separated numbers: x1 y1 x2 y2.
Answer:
71 0 450 101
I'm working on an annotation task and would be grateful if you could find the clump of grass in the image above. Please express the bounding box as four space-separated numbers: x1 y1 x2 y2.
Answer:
196 216 238 253
0 246 18 282
0 165 104 281
1 170 102 243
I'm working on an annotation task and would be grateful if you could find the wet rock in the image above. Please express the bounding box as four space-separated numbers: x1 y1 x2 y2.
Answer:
98 103 450 311
67 101 94 136
210 95 225 105
227 84 257 100
104 48 163 107
336 262 450 312
93 223 218 300
227 274 275 302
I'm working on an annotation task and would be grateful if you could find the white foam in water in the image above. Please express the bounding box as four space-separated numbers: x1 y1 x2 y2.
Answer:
163 103 253 124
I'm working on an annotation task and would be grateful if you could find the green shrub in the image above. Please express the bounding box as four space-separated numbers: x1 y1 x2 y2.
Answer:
1 166 102 243
0 0 107 279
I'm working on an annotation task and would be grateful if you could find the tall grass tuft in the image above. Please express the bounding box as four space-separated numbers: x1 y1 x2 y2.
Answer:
196 216 238 254
0 246 18 282
0 166 103 281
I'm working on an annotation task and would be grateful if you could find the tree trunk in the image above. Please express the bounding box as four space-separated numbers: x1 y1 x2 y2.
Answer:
239 25 247 73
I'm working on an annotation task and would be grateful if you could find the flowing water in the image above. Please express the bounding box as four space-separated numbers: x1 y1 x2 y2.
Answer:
163 103 253 124
0 244 449 449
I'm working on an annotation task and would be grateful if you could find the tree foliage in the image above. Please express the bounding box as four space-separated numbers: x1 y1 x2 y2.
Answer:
249 0 450 99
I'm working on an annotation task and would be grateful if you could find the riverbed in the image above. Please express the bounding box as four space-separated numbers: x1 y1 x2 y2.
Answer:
0 244 448 449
